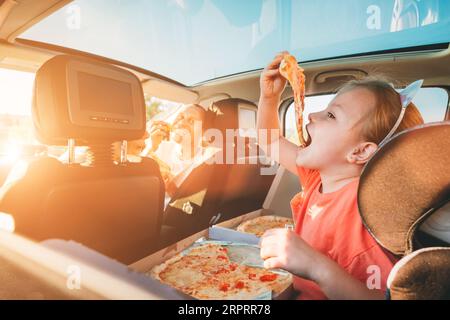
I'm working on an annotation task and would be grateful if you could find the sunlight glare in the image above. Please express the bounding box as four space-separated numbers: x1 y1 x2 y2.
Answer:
1 142 22 164
0 212 15 233
0 68 35 116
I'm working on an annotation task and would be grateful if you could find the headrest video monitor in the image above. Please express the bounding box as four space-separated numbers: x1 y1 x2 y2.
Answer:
67 60 144 131
33 55 146 145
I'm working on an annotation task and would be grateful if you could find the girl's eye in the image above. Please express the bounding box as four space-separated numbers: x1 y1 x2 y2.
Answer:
327 112 336 120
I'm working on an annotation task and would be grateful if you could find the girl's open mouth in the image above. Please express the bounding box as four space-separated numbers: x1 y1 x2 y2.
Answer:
304 125 312 147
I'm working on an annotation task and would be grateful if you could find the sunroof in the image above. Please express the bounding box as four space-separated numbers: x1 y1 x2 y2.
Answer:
20 0 450 86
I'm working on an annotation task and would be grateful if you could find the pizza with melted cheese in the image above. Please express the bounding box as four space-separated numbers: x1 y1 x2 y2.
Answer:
150 243 292 300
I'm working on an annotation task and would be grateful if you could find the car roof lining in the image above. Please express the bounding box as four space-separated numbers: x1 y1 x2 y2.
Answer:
0 0 72 42
2 40 450 110
193 44 450 105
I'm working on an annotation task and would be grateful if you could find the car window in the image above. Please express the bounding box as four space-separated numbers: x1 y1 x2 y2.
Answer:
284 87 449 145
0 69 39 162
146 96 185 124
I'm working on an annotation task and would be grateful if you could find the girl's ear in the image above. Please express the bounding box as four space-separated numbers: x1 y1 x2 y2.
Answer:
346 142 378 165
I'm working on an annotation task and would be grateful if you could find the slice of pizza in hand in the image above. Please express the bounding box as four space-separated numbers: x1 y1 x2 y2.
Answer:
279 54 309 147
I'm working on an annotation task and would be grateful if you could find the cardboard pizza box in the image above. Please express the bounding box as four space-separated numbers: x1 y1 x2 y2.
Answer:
217 208 273 229
129 227 210 274
209 209 275 245
129 209 295 300
134 164 292 273
210 208 294 245
129 209 270 274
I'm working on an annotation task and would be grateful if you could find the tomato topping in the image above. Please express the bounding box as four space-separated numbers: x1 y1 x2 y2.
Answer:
217 255 227 260
235 281 245 289
219 283 230 292
259 274 278 282
213 267 230 275
229 263 238 271
248 273 257 280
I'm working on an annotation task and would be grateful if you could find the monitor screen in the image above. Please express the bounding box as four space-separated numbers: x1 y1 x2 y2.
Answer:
78 72 134 115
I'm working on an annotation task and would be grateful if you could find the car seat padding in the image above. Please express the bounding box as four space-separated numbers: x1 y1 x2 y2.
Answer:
358 122 450 256
387 247 450 300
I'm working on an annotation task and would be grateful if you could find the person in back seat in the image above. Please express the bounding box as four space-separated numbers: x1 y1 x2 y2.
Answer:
257 52 425 300
146 104 218 196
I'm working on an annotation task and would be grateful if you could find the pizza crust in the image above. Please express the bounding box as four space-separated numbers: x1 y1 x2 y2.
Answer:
237 216 294 237
150 253 186 281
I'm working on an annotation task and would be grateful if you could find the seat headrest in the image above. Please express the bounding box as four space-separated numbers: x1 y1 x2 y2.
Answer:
388 247 450 300
358 121 450 256
33 55 146 146
206 99 258 161
209 98 256 133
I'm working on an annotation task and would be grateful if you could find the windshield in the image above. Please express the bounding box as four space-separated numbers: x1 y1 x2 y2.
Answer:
21 0 450 85
0 69 36 155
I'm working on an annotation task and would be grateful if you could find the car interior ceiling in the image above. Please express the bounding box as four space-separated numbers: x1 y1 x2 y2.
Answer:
2 39 450 102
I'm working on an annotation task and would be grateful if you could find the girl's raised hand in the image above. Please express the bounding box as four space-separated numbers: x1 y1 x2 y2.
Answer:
260 52 288 101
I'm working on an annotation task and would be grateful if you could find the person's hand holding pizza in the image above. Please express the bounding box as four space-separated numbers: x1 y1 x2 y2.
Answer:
260 228 328 281
150 120 171 152
260 52 288 102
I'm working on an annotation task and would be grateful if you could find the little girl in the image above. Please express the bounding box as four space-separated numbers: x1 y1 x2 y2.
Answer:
257 52 424 300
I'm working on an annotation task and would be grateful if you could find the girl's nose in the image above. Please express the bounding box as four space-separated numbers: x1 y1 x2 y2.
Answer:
309 112 318 123
310 109 329 122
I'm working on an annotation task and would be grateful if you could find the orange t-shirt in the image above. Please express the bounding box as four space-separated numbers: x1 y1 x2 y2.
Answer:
290 166 397 300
